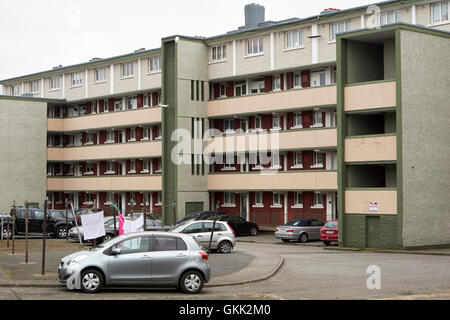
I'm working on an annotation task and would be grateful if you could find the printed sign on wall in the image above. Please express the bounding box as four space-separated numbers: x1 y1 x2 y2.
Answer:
369 202 378 212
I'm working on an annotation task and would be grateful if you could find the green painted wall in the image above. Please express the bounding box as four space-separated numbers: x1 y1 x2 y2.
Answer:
0 98 47 212
400 30 450 247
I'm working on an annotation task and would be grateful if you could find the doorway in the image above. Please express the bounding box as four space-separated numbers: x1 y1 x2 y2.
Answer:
240 194 247 220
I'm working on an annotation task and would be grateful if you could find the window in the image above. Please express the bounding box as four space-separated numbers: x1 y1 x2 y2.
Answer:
273 193 281 206
293 112 302 128
30 81 39 93
113 237 150 255
95 68 106 82
126 96 137 110
149 56 161 73
432 2 449 23
85 193 93 203
293 152 303 167
224 192 235 205
155 159 162 173
143 95 149 107
247 38 264 55
154 237 186 251
272 116 281 129
155 125 162 139
294 73 302 88
106 192 114 203
220 83 226 97
106 131 115 143
271 152 280 168
294 192 303 206
313 110 323 127
204 222 226 232
72 73 83 87
129 128 136 140
330 20 352 41
250 80 265 94
331 67 337 84
183 223 203 234
255 192 263 206
107 161 115 173
143 128 149 140
313 152 324 168
114 98 123 111
50 76 60 90
311 71 326 87
313 193 324 207
254 116 262 130
224 119 235 133
86 163 94 174
12 85 20 96
285 29 304 49
211 44 227 61
380 11 402 25
103 100 109 113
142 160 149 172
235 81 247 96
121 62 134 78
273 75 281 91
130 160 136 172
86 133 94 144
224 154 235 170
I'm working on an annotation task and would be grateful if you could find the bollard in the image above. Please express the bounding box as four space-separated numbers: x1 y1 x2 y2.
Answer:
12 203 16 255
207 201 221 256
173 201 177 226
25 201 29 264
65 199 69 242
42 200 48 275
6 216 10 249
1 216 3 245
113 206 117 237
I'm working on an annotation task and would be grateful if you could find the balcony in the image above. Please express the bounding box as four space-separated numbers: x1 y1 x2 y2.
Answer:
207 171 337 191
47 175 162 192
344 81 396 112
345 189 397 215
47 107 162 132
206 128 337 153
47 140 162 162
208 86 336 117
345 135 396 163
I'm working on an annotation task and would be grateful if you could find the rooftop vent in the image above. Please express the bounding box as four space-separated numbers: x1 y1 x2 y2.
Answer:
245 3 265 29
320 8 341 15
134 48 146 53
90 57 102 62
52 65 62 70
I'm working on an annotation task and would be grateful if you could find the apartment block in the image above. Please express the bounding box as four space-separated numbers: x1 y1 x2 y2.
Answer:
0 0 449 248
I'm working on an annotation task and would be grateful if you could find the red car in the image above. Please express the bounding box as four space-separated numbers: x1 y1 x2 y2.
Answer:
320 220 338 246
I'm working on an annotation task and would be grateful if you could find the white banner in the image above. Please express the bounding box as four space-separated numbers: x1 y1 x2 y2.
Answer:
80 211 106 240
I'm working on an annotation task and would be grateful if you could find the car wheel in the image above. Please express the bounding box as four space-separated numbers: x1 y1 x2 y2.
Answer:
250 227 258 236
218 240 233 254
56 226 67 239
102 234 113 242
282 239 290 243
179 270 204 294
299 233 308 243
80 269 103 293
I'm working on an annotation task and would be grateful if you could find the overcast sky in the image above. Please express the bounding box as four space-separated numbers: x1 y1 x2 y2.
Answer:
0 0 383 80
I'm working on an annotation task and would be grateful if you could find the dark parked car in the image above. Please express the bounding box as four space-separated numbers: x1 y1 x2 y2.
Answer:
208 215 259 236
275 218 325 243
3 207 77 239
1 213 12 239
176 211 228 225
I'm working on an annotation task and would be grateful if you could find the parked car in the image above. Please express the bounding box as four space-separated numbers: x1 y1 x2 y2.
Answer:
0 213 12 239
208 215 259 236
275 218 325 243
3 206 77 239
176 211 228 225
69 215 170 243
320 220 338 246
169 220 236 253
58 232 211 294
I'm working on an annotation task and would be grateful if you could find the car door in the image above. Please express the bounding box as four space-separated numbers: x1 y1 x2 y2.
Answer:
180 222 204 245
150 236 188 284
310 220 325 240
107 236 152 284
202 221 224 249
14 208 26 233
30 209 45 233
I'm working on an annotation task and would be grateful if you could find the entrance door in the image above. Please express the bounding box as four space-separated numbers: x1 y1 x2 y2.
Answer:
240 194 247 220
366 216 380 248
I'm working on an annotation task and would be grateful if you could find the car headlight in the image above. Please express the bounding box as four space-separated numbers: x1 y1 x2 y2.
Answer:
69 255 88 266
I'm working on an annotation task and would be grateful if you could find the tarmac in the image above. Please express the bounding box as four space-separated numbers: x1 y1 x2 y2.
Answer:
1 232 449 289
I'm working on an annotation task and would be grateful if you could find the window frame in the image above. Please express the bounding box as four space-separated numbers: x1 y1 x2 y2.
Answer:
330 20 352 41
246 37 264 56
432 1 449 24
149 56 162 73
121 62 134 78
71 72 83 87
94 68 107 82
285 29 304 49
211 44 227 62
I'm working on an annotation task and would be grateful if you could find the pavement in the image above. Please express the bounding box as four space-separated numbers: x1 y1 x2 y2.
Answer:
1 232 449 289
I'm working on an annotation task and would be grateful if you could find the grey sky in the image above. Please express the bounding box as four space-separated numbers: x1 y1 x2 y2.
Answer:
0 0 382 80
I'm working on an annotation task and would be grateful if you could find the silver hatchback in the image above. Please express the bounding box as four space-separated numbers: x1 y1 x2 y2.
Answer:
169 220 236 254
58 232 211 294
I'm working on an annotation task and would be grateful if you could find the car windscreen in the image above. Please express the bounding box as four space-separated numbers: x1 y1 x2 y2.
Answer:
324 221 338 228
169 222 188 233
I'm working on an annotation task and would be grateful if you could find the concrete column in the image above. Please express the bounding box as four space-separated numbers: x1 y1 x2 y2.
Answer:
110 64 114 94
312 24 319 64
138 58 142 90
85 70 88 98
326 192 333 221
284 192 288 224
412 5 417 24
270 32 275 70
232 40 237 76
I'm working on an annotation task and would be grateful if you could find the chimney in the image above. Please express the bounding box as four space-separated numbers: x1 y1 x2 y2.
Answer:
320 8 341 15
245 3 265 29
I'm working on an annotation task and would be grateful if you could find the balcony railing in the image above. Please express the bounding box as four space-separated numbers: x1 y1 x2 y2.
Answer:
345 135 397 163
344 80 396 112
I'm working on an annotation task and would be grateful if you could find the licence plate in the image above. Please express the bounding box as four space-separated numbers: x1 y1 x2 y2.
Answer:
326 230 334 234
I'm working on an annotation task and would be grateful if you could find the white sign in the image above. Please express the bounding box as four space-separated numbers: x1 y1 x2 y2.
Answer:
369 202 378 212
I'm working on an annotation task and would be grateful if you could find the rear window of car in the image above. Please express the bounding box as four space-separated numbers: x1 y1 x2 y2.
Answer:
324 221 338 228
153 237 187 251
286 219 307 226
